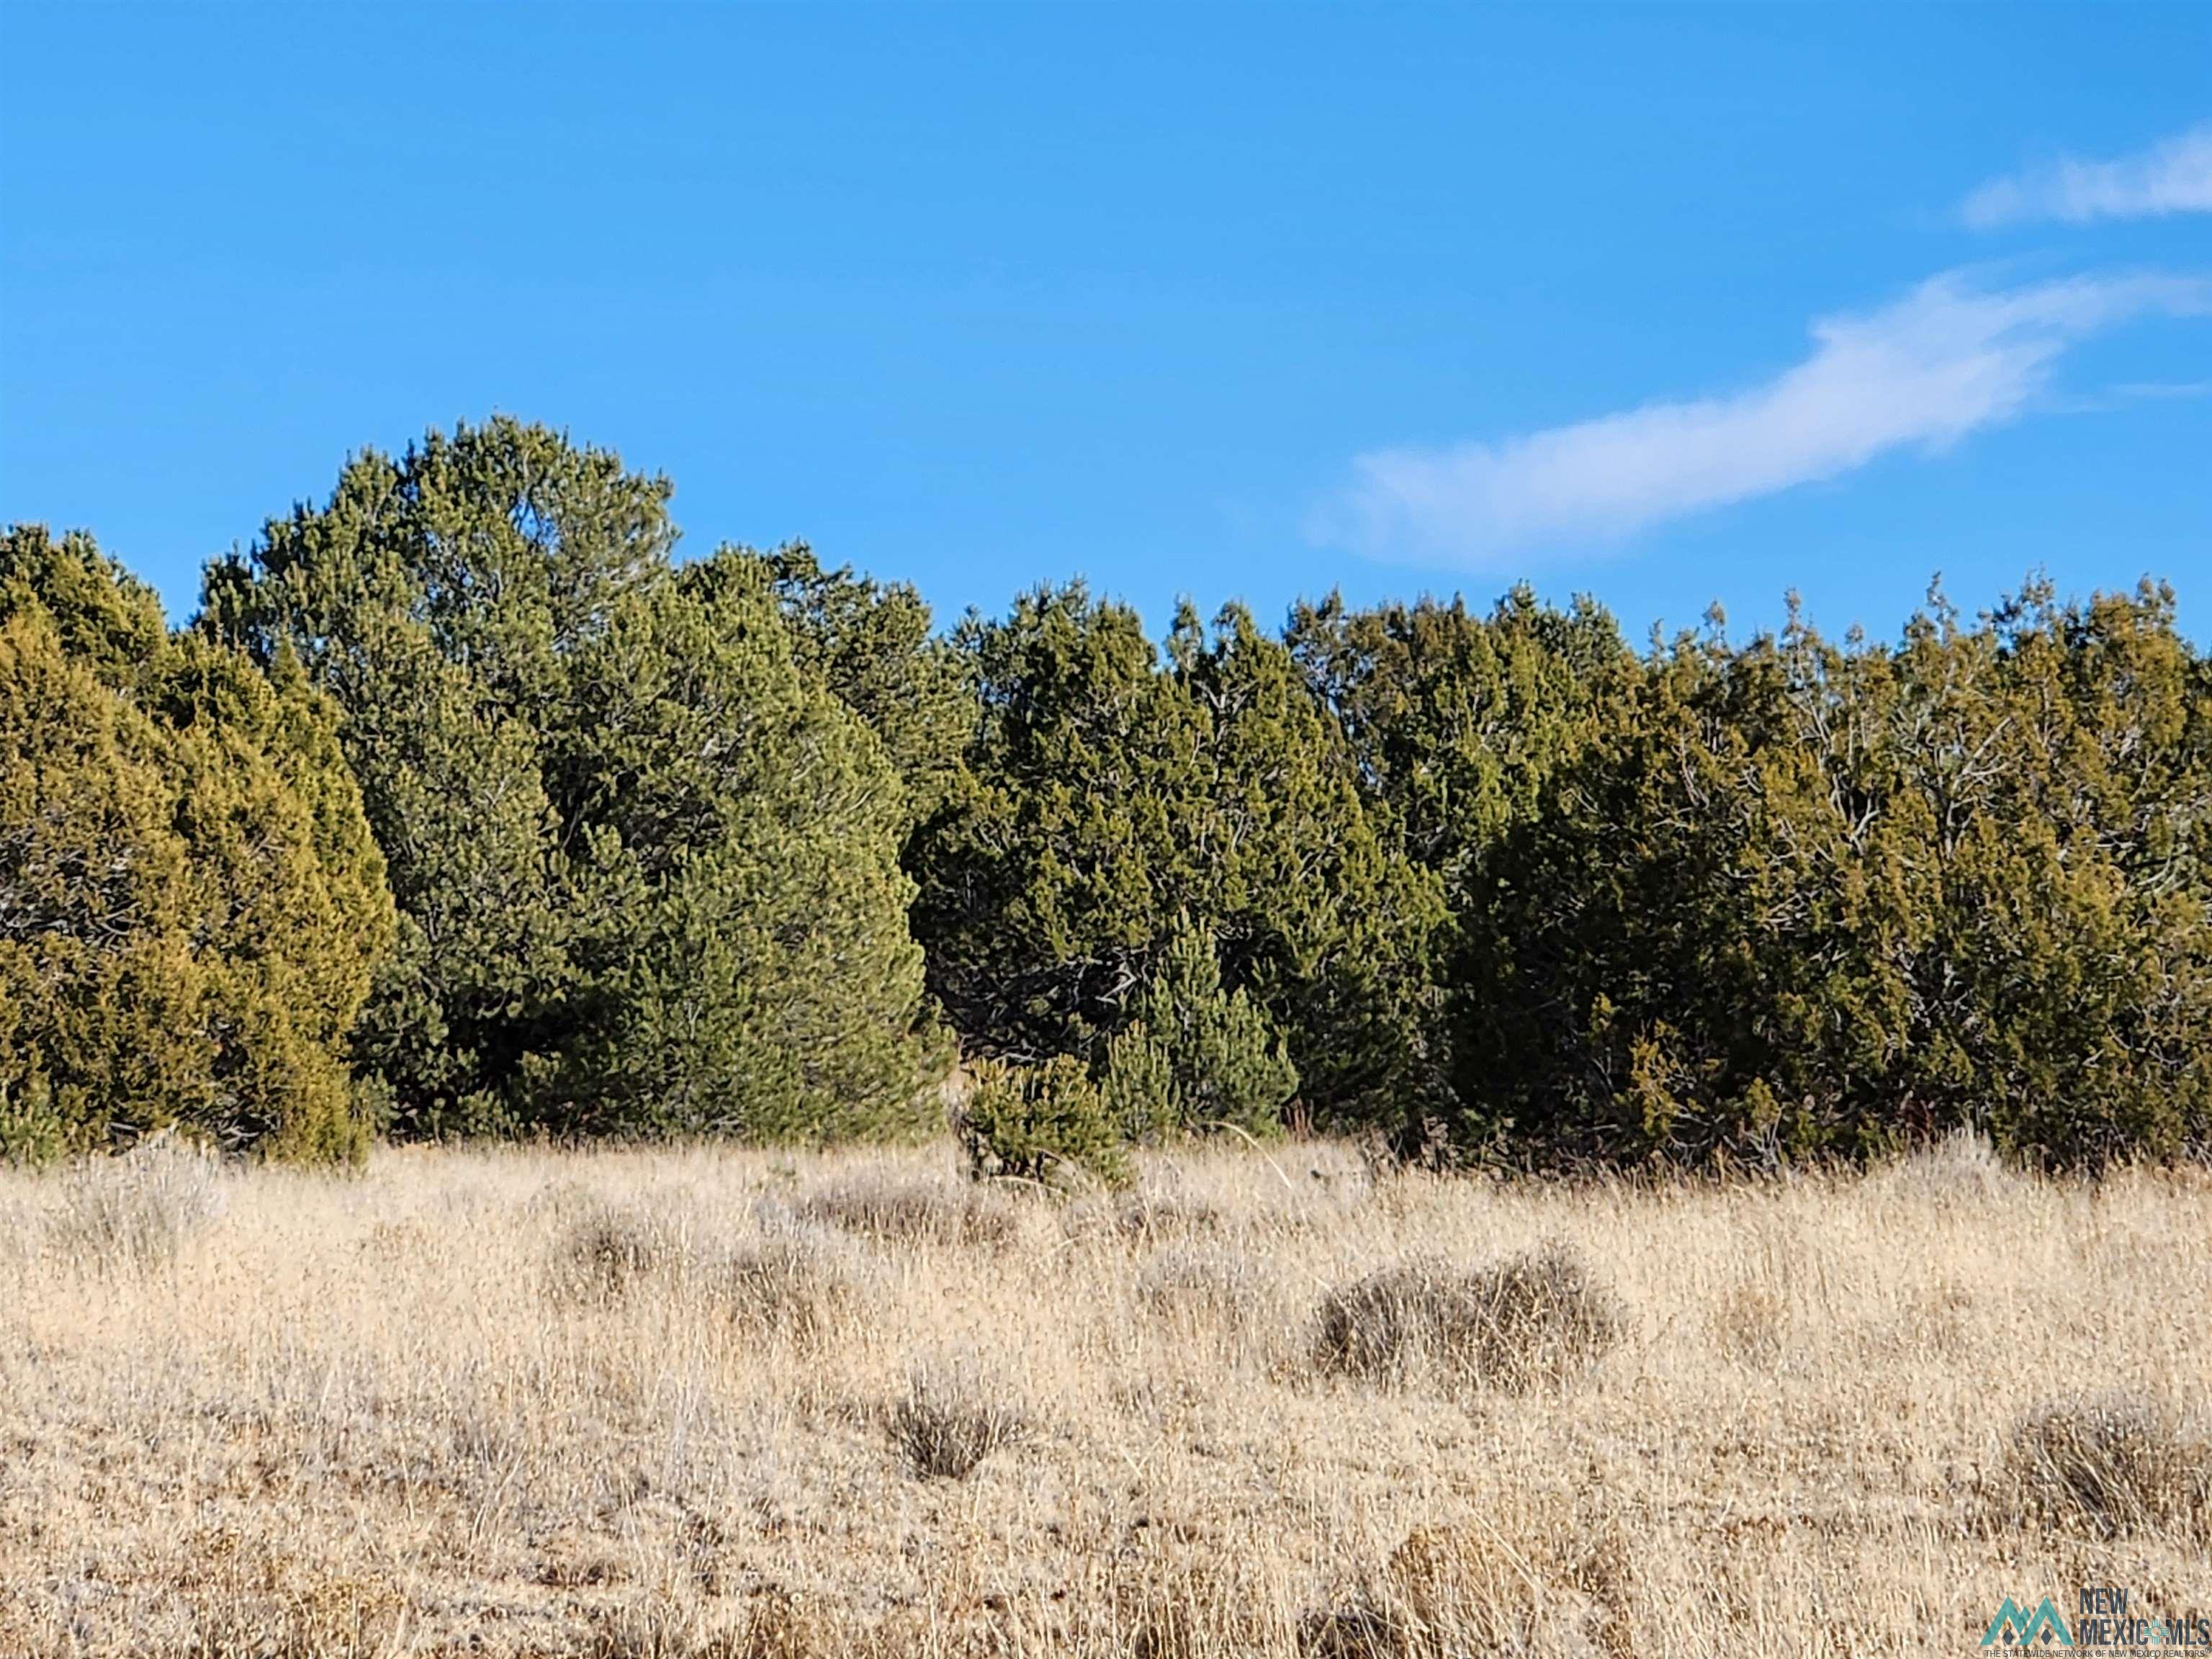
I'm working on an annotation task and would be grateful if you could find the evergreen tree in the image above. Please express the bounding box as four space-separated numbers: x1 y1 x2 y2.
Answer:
958 1056 1130 1188
760 542 974 828
202 420 936 1138
0 527 392 1160
551 552 936 1138
1287 585 1629 883
17 413 2208 1177
1101 919 1298 1141
1173 602 1440 1113
1450 583 2212 1170
911 585 1441 1121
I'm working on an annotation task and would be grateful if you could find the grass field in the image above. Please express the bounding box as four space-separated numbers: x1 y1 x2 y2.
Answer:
1 1133 2207 1657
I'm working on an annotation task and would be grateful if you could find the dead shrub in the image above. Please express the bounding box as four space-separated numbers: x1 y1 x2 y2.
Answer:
551 1202 688 1303
1117 1191 1228 1241
798 1176 1021 1249
2000 1391 2212 1539
714 1226 871 1340
885 1354 1030 1480
1313 1244 1622 1393
50 1131 229 1269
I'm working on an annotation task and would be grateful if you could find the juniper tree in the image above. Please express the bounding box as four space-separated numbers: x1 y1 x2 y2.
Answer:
1285 585 1630 882
1449 581 2212 1170
0 526 392 1160
911 585 1440 1123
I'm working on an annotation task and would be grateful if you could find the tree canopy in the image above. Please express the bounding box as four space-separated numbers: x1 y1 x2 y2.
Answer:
199 418 935 1141
0 527 392 1160
7 421 2207 1174
908 585 1444 1125
1449 583 2212 1169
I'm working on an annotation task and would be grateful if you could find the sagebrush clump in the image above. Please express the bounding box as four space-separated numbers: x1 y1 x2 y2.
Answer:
551 1202 691 1303
886 1354 1032 1480
2000 1392 2212 1540
716 1226 871 1339
1313 1243 1623 1393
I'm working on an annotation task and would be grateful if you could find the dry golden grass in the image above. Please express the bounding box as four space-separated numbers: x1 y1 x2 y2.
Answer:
1 1131 2207 1656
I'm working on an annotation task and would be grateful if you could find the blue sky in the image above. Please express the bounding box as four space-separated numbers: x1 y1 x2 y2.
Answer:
4 4 2208 642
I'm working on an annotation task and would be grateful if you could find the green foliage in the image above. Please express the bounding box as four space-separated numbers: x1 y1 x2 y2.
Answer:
1452 583 2212 1171
1098 1024 1178 1143
0 526 392 1161
1287 584 1630 881
912 586 1442 1120
551 552 936 1138
1100 920 1298 1141
761 541 974 828
18 412 2211 1178
200 420 936 1140
957 1056 1131 1188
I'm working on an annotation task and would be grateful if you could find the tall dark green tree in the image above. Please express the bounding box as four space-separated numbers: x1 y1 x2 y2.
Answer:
201 419 936 1138
1 526 392 1161
911 584 1442 1120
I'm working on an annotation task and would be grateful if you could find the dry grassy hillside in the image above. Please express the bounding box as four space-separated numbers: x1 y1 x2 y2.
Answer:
1 1134 2206 1657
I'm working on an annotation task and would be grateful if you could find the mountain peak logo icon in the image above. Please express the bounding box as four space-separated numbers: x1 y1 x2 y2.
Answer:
1982 1598 2075 1646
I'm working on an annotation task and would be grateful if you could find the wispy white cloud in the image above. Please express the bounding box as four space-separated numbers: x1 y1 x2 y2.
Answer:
2105 379 2212 401
2046 379 2212 416
1963 125 2212 228
1315 271 2211 570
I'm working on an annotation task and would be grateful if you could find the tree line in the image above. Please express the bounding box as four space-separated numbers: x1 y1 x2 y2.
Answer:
5 418 2208 1172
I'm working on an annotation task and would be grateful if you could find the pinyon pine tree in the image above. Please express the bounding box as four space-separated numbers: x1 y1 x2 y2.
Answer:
1101 920 1298 1142
201 419 936 1139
